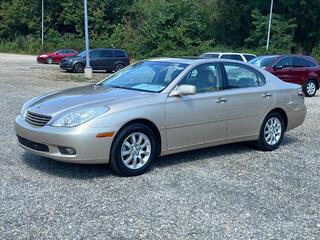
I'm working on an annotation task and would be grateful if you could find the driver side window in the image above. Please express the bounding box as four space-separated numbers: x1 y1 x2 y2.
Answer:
275 57 291 68
179 63 222 93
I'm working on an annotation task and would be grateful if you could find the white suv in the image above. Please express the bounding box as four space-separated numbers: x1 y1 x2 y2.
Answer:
200 52 256 62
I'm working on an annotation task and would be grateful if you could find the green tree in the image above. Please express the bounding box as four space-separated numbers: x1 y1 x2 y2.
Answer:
245 10 297 52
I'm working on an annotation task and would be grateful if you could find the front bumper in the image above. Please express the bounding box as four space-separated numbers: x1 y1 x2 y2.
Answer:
59 61 73 71
37 56 47 63
14 115 114 164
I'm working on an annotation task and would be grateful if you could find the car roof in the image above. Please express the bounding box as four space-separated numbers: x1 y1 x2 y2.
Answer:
90 48 126 51
147 57 253 65
202 52 256 56
258 54 318 63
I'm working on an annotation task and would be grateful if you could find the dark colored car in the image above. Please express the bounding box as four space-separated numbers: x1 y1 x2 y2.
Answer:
37 49 78 64
60 48 130 73
250 55 320 97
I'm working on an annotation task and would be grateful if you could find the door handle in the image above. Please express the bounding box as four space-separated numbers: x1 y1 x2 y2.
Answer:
216 97 228 103
262 92 273 98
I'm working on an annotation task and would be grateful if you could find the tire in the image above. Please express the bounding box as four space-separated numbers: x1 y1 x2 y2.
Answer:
303 79 317 97
73 63 84 73
109 123 157 176
47 57 53 64
114 63 124 72
256 112 285 151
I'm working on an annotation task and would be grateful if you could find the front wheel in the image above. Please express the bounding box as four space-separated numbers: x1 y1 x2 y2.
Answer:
73 63 84 73
47 57 53 64
256 112 285 151
303 79 317 97
109 123 157 176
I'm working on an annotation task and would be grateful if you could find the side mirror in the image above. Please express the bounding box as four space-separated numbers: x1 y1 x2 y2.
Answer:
170 84 196 97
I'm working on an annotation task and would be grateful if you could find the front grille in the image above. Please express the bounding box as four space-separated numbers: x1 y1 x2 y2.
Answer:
17 135 49 152
26 111 52 126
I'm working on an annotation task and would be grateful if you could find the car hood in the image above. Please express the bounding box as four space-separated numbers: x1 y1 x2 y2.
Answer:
64 56 83 61
27 84 156 116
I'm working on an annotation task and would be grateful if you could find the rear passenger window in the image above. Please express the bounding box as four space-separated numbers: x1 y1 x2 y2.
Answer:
100 50 113 57
220 54 243 61
114 50 127 57
223 63 265 88
292 57 317 68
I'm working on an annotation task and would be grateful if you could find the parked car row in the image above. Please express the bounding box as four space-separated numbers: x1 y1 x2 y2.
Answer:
37 48 319 97
37 48 130 73
200 52 320 97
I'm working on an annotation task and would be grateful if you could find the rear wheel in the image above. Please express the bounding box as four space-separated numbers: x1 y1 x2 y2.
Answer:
303 79 317 97
47 57 53 64
109 123 157 176
256 112 284 151
73 63 84 73
114 63 124 72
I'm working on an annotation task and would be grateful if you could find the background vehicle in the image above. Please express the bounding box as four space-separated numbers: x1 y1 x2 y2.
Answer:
200 52 256 62
37 49 78 64
15 58 306 176
60 48 130 73
250 55 320 97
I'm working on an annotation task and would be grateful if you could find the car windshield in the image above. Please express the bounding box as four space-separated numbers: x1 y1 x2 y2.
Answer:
99 61 188 93
249 56 277 68
77 50 86 58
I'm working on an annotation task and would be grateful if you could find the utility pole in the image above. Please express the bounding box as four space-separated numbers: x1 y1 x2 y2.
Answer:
83 0 92 79
266 0 274 51
41 0 44 48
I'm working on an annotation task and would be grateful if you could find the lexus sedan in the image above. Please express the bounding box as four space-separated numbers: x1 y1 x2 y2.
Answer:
15 58 306 176
37 49 78 64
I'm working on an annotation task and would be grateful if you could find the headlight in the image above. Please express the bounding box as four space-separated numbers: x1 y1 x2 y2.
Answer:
40 54 48 58
21 104 29 118
51 106 109 127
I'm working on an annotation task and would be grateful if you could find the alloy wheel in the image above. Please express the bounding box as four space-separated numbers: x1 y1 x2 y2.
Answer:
264 117 282 146
306 81 316 96
120 132 151 170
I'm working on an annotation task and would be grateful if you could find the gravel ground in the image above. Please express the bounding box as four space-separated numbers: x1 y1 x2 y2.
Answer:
0 53 320 239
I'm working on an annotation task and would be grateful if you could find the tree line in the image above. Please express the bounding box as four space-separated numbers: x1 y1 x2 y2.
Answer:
0 0 320 59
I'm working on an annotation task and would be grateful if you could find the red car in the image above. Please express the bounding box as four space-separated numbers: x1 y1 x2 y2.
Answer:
250 54 320 97
37 49 78 64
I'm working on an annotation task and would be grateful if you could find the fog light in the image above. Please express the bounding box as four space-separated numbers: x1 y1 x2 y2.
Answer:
58 147 76 155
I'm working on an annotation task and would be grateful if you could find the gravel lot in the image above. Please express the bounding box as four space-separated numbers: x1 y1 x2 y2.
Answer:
0 53 319 239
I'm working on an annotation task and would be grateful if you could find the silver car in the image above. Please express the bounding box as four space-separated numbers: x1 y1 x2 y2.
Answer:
15 58 307 176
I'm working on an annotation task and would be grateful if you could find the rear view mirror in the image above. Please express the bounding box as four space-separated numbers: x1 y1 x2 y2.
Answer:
170 84 196 97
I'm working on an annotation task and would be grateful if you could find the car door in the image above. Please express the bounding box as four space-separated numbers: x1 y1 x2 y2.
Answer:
271 56 294 83
291 56 317 85
99 49 114 70
54 50 67 62
221 62 274 138
165 63 228 150
89 50 100 70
